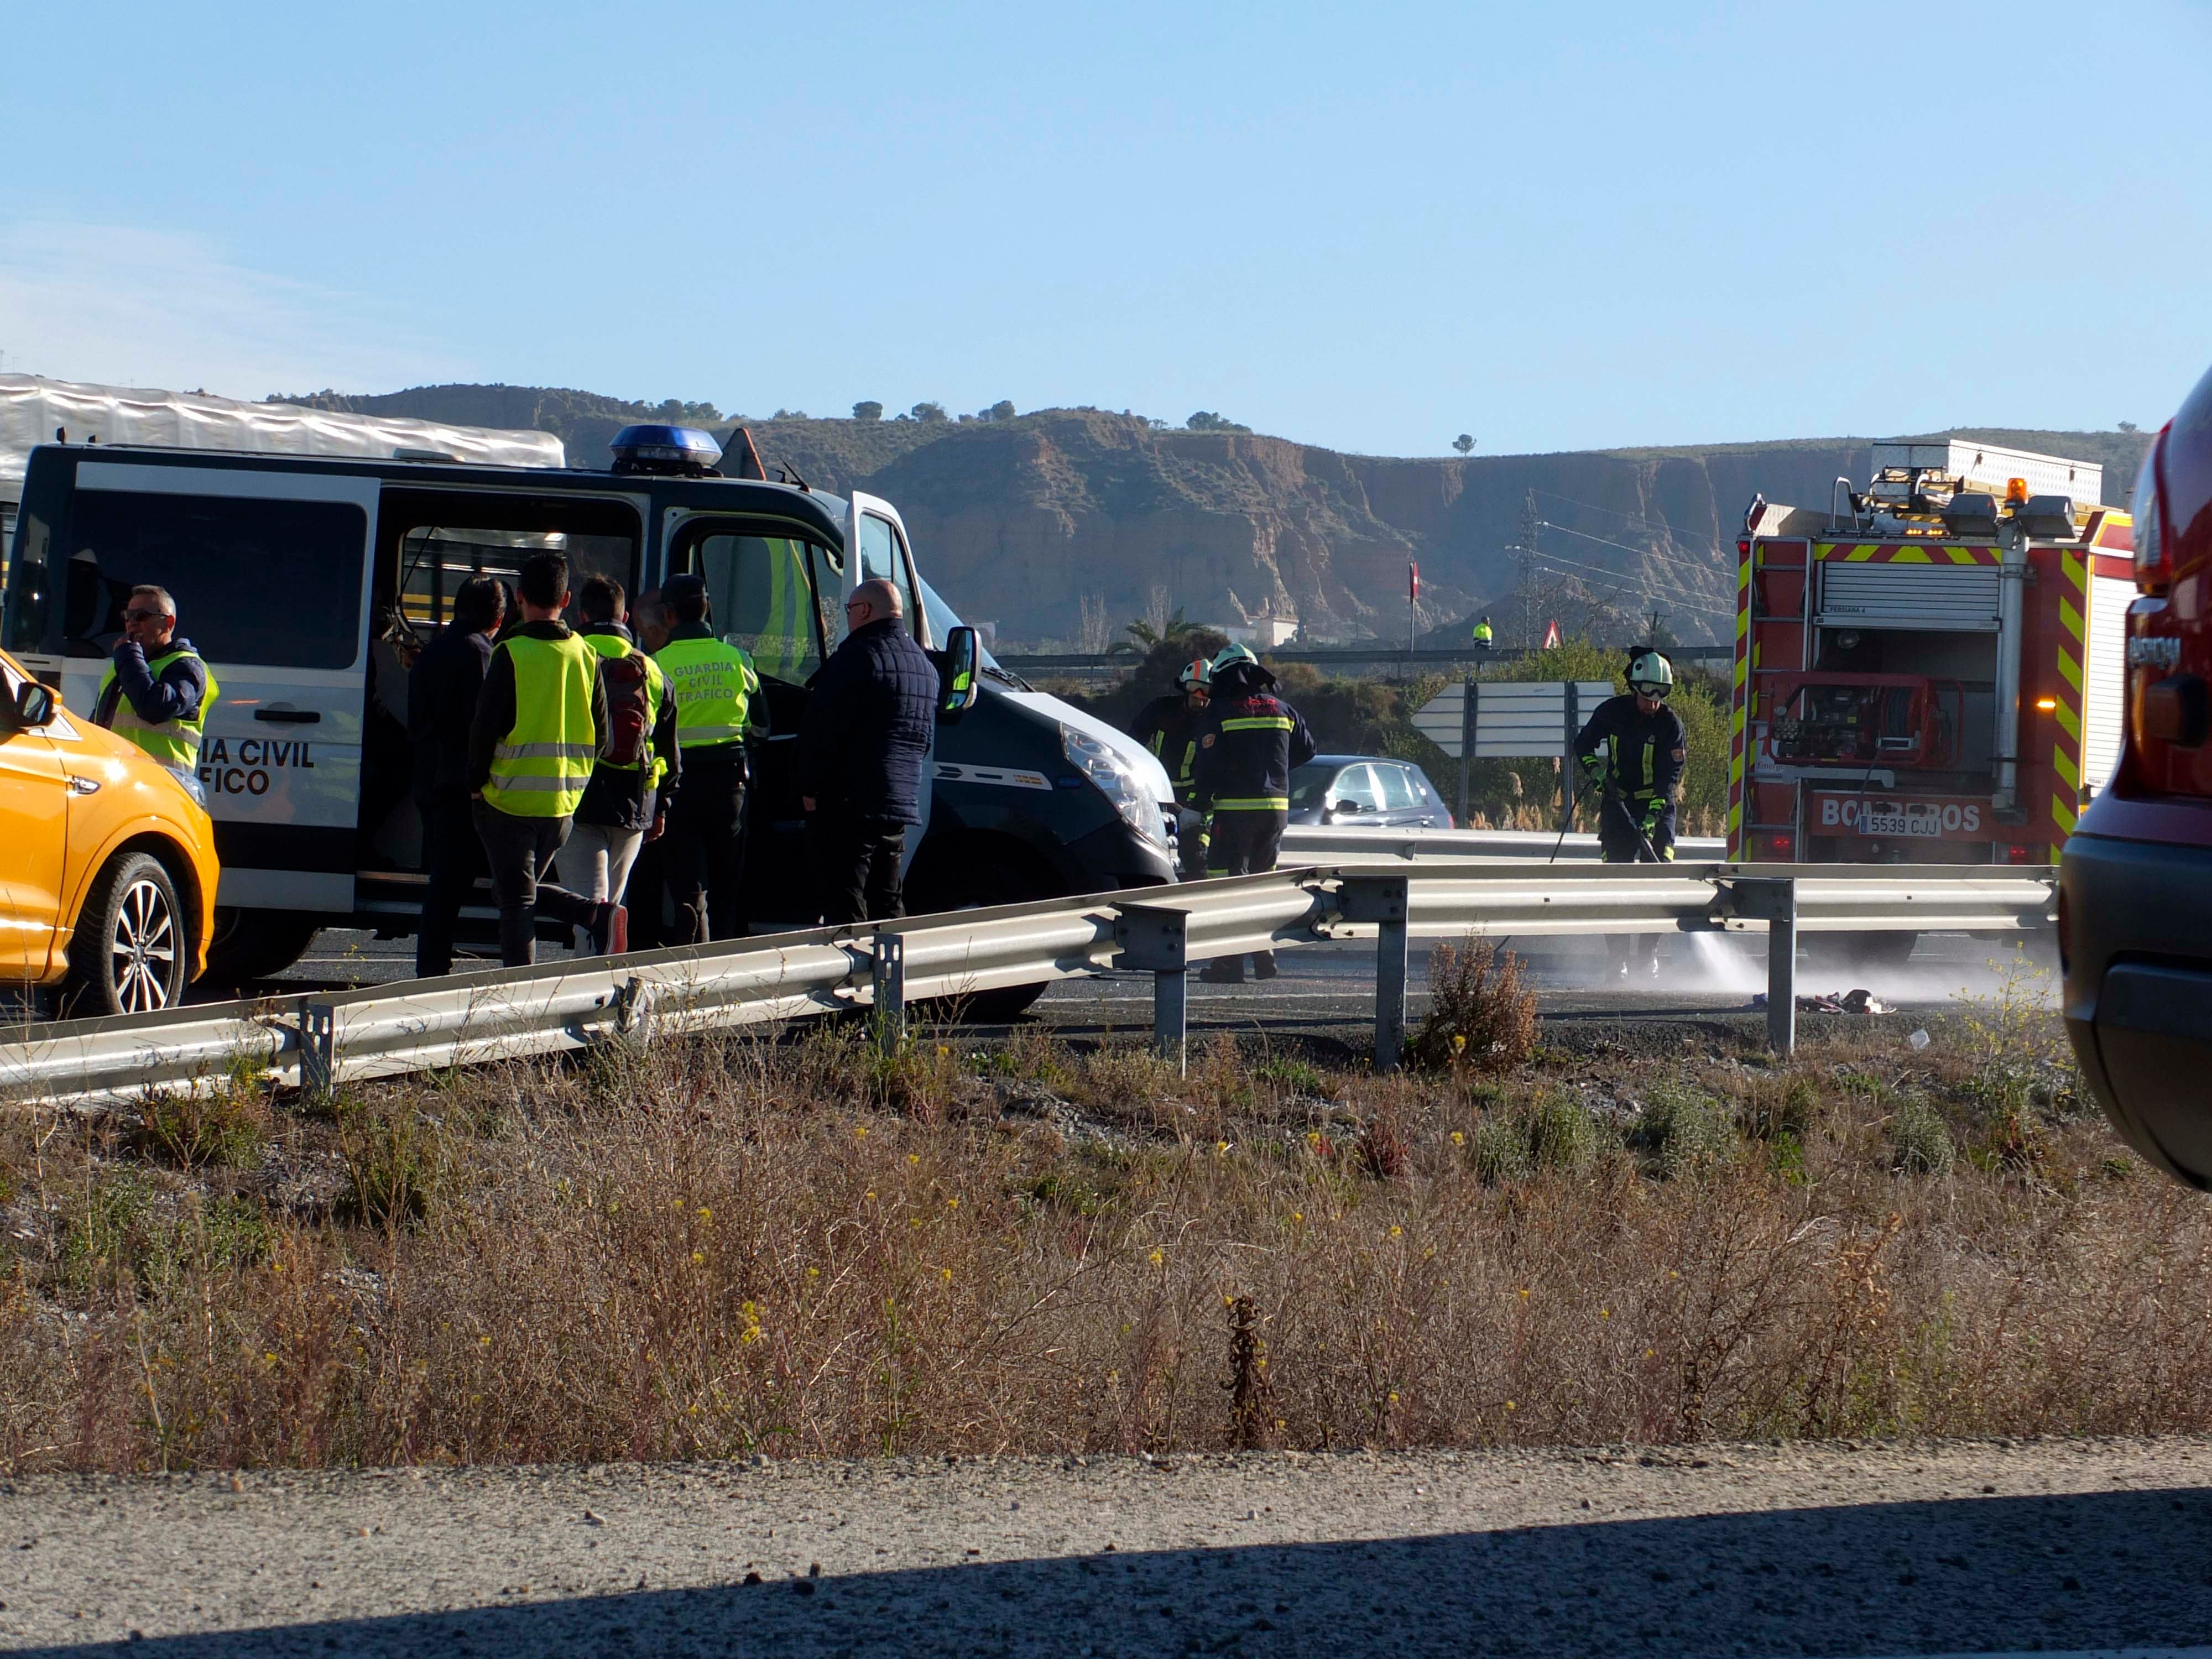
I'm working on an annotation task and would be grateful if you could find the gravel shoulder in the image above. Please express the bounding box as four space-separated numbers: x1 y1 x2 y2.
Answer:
5 1437 2211 1655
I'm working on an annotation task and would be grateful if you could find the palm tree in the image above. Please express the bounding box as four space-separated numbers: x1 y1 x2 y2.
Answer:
1114 607 1196 656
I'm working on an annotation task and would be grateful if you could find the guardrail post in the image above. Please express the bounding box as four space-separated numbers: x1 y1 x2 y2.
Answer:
1726 878 1798 1056
870 933 907 1054
1338 874 1412 1072
1115 904 1190 1073
300 1001 336 1102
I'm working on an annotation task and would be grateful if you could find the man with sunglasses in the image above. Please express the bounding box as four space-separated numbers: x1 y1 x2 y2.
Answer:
93 585 217 805
796 578 937 925
1572 649 1687 977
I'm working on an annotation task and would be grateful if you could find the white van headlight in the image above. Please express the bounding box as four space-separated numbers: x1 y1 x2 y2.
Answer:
1061 724 1161 843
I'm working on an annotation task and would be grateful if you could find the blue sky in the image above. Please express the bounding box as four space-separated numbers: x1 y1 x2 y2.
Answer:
2 1 2205 457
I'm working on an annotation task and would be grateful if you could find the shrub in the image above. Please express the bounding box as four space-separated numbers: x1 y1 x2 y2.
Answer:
1891 1097 1955 1177
337 1105 447 1230
1639 1083 1738 1179
1470 1115 1532 1185
1408 936 1537 1073
132 1085 267 1170
1527 1091 1598 1174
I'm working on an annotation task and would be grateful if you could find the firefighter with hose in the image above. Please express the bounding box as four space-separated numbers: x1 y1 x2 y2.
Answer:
1129 656 1214 879
1571 650 1686 977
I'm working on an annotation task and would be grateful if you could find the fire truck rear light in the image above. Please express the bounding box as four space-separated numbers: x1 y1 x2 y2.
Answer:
2007 844 2030 864
2033 696 2057 711
1736 539 1750 558
2005 476 2030 503
1770 834 1792 856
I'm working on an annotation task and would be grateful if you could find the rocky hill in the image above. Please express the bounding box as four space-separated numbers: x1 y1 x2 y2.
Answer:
279 384 2148 646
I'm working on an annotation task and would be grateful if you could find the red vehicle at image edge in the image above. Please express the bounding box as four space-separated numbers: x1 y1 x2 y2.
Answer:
2062 362 2212 1188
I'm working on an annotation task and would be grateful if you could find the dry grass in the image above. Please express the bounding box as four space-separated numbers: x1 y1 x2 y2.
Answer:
3 993 2209 1473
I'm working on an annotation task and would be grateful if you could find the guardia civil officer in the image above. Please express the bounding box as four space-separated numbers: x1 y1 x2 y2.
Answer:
651 572 761 943
92 584 217 805
1190 644 1316 983
1128 656 1213 879
1571 649 1688 977
466 551 620 967
557 576 680 916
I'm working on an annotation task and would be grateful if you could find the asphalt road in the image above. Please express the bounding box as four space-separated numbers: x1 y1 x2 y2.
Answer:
3 1439 2209 1655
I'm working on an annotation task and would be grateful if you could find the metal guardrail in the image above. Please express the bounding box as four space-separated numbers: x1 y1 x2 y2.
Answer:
1279 826 1730 864
998 645 1734 677
0 860 2054 1107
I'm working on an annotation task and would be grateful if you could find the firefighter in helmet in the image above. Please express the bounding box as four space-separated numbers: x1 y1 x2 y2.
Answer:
1191 643 1316 982
1129 656 1214 879
1572 649 1687 975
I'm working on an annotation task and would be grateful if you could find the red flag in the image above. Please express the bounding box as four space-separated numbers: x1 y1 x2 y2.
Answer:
1408 561 1420 602
1543 619 1561 649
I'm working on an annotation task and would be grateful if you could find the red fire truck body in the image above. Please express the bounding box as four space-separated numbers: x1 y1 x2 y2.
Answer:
1728 441 2135 868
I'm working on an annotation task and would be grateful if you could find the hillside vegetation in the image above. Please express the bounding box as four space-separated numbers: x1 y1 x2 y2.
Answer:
278 383 2148 648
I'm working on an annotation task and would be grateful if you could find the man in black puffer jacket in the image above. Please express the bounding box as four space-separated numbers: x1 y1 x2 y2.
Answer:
797 578 939 924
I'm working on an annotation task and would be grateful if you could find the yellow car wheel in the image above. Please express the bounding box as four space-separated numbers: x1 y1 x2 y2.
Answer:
64 852 189 1016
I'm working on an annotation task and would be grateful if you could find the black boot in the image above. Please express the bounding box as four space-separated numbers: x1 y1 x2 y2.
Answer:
1198 959 1245 985
1252 951 1280 981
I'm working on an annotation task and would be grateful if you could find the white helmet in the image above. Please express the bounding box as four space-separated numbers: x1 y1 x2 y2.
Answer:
1627 650 1674 697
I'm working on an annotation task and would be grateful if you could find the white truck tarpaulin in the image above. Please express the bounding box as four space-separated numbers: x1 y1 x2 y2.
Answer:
0 375 565 503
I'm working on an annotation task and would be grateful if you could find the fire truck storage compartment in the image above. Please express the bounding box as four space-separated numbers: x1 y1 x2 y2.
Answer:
1815 561 2003 632
1812 628 1996 777
2083 573 2132 791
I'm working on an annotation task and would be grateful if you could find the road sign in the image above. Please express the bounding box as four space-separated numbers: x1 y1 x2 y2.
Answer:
1414 680 1615 759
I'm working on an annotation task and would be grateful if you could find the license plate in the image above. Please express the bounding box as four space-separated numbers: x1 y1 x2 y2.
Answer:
1859 806 1940 837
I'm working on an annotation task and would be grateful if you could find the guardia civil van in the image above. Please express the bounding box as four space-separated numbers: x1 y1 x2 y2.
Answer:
2 420 1175 1014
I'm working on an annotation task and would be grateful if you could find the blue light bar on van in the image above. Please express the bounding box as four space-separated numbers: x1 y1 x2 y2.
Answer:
608 425 724 476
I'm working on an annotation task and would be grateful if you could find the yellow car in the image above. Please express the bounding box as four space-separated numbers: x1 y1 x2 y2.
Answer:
0 646 217 1015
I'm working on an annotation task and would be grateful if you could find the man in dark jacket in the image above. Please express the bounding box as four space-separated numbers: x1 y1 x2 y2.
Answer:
1129 655 1212 879
796 578 938 925
1190 644 1316 983
407 575 504 977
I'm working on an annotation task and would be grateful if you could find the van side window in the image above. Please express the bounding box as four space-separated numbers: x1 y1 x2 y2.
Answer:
58 490 366 668
854 514 921 643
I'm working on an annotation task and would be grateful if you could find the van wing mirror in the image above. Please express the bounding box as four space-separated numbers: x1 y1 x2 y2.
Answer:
939 626 981 722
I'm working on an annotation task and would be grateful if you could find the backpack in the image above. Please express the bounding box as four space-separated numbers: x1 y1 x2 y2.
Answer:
599 650 651 768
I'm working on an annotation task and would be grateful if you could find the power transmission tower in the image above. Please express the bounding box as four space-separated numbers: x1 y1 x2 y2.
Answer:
1515 490 1541 646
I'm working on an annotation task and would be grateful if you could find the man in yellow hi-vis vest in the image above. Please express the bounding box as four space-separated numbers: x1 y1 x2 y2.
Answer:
466 551 620 967
652 572 763 942
93 584 217 806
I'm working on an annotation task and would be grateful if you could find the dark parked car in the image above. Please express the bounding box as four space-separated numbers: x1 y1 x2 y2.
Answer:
1287 755 1453 827
2063 359 2212 1188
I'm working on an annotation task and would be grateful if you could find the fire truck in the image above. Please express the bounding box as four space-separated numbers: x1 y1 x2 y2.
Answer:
1726 439 2135 889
